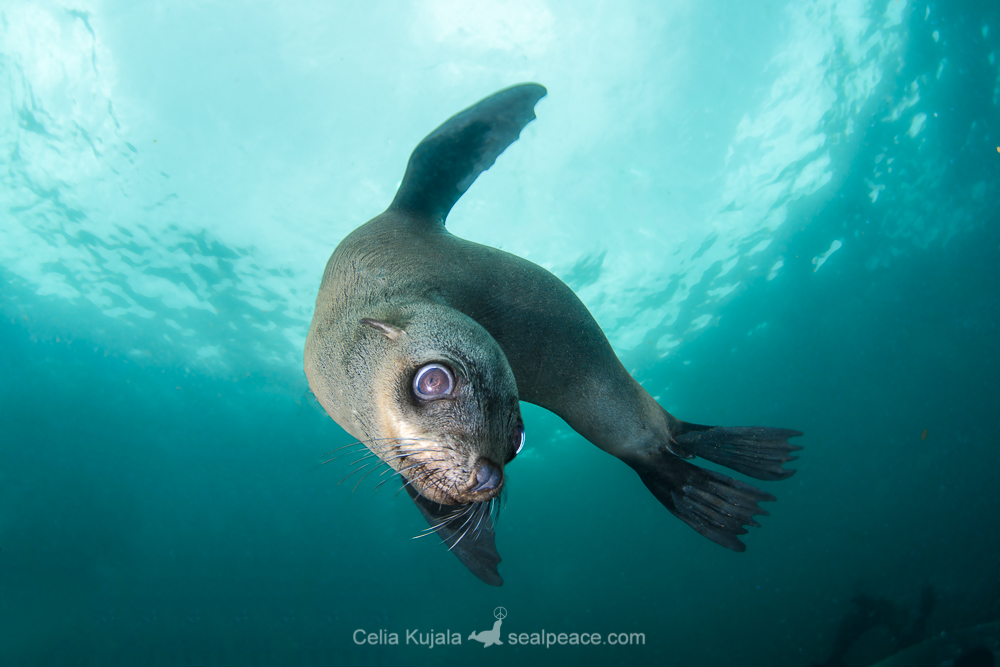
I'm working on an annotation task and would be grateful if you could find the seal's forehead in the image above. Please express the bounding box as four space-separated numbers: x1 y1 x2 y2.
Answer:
401 327 509 377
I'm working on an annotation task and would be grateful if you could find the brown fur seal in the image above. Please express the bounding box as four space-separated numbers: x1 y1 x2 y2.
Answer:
304 83 802 586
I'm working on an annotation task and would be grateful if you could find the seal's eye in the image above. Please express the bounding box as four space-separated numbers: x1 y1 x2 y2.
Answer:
513 423 525 455
413 363 454 400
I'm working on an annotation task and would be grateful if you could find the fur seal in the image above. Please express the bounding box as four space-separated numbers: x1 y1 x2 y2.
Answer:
304 83 802 586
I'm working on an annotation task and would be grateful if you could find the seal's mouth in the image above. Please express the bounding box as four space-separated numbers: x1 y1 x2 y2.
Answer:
368 431 505 505
411 453 505 504
414 457 505 505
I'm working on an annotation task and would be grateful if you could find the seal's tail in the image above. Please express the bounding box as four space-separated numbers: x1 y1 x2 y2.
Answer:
632 455 777 551
630 425 801 551
674 424 803 481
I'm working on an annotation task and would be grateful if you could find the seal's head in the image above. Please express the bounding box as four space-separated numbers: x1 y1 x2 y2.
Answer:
357 303 523 505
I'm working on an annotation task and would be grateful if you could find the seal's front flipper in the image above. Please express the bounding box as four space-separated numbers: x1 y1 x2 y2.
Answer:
404 483 503 586
674 423 803 481
390 83 547 223
631 455 775 552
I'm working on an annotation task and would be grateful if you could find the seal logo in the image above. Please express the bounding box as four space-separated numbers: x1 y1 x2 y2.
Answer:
469 612 505 648
304 83 802 587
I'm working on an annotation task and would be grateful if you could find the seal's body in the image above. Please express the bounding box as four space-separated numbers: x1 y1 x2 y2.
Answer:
305 84 801 586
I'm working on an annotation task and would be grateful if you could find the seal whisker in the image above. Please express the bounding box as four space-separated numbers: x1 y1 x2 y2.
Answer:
393 457 452 479
483 497 495 532
423 502 475 536
322 436 444 459
413 505 471 539
471 501 489 537
392 462 443 481
371 458 450 494
321 443 445 468
338 460 381 485
370 454 446 484
392 468 456 498
337 445 447 470
378 449 448 466
369 441 452 463
351 458 393 493
323 444 397 466
372 476 398 493
413 502 472 537
396 466 448 495
399 467 436 487
390 463 440 487
321 437 415 457
497 487 508 520
318 444 373 465
377 458 430 477
320 442 376 457
446 504 482 552
392 468 442 499
448 523 475 551
430 501 474 538
321 444 372 459
348 452 382 466
387 437 445 446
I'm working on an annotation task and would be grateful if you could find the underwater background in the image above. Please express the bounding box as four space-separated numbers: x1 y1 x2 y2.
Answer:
2 1 999 665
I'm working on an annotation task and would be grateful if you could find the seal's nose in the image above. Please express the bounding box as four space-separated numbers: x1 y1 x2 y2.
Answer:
471 460 502 493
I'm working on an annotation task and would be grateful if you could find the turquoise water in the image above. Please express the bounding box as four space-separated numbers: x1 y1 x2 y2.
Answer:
2 1 999 665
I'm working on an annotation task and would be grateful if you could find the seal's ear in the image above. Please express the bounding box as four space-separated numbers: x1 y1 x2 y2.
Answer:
360 318 405 340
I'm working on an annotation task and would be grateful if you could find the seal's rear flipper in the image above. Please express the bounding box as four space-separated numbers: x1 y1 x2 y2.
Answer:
404 484 503 586
390 83 547 223
674 423 803 481
632 455 776 552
